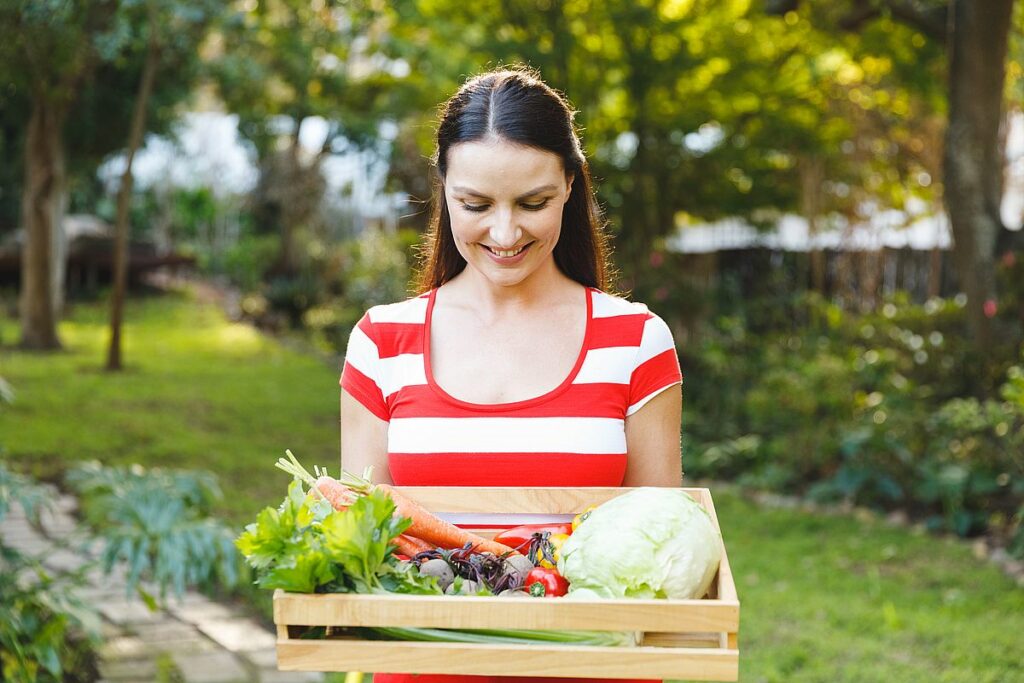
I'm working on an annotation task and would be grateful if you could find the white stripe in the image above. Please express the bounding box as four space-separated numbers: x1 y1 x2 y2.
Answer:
389 417 626 454
592 291 648 319
636 314 675 366
369 296 428 324
378 353 428 398
575 346 635 384
626 381 681 416
344 325 381 379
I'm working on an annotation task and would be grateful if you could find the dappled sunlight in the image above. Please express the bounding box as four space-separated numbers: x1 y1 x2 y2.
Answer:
214 321 268 356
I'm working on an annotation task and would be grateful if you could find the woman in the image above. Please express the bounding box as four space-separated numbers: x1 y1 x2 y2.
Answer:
340 67 682 683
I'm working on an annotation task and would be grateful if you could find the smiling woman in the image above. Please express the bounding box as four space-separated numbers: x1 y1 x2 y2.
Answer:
339 66 683 683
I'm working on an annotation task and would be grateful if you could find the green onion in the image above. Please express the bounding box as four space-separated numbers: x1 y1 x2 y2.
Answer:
367 626 638 647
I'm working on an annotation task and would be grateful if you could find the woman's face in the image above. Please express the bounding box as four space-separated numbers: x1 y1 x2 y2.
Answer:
444 138 574 289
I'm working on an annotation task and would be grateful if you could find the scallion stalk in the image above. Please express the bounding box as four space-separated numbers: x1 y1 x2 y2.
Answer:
367 626 638 647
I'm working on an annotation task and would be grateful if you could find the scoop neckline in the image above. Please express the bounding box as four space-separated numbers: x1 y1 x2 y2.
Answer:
423 284 595 411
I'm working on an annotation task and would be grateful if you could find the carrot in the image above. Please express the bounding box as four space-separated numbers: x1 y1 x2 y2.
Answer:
275 453 357 511
276 451 520 557
376 483 519 557
394 534 433 557
312 475 358 511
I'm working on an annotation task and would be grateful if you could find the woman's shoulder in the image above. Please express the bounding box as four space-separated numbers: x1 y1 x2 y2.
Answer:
589 288 660 319
362 290 432 326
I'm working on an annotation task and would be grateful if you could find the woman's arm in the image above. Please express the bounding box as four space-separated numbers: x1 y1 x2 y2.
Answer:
340 387 392 484
623 384 683 487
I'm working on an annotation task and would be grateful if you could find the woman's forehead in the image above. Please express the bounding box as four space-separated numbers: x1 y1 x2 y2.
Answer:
445 140 566 194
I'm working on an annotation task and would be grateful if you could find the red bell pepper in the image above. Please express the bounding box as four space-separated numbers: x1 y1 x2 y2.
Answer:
492 523 573 554
526 567 569 597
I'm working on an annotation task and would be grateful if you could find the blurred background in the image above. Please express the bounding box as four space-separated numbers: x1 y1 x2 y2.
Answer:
1 1 1023 682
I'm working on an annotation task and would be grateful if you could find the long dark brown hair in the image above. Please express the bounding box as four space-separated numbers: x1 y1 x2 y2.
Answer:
414 66 614 294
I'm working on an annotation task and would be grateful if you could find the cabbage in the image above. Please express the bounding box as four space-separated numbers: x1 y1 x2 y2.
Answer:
557 488 722 600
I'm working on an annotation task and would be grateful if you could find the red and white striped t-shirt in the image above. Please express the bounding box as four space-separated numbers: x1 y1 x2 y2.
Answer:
339 286 682 487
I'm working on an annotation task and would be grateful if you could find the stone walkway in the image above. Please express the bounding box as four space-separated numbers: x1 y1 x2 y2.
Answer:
0 492 324 683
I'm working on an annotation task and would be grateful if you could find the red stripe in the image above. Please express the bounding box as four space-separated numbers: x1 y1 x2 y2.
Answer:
373 321 424 359
388 452 627 486
588 313 647 348
629 349 683 407
390 383 628 418
340 361 390 421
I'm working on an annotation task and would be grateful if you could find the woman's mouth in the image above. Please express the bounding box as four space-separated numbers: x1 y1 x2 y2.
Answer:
482 242 533 263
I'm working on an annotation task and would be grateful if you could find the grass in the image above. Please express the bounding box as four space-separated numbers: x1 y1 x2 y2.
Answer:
0 287 339 524
2 287 1023 682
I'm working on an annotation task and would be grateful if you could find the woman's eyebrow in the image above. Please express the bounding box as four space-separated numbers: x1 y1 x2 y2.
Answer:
450 184 558 200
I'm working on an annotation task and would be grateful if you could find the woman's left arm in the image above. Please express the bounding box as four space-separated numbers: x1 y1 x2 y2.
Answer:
623 384 683 487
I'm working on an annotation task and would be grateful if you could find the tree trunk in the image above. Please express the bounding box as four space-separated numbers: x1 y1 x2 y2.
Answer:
799 154 827 294
19 94 65 350
107 21 160 371
942 0 1013 356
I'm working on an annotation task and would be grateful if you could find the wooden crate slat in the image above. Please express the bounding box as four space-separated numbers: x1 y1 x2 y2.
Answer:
273 591 739 632
276 638 739 681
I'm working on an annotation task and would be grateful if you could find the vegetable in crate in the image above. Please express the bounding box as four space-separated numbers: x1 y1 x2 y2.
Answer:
558 488 722 600
525 567 569 597
276 450 517 557
235 479 439 595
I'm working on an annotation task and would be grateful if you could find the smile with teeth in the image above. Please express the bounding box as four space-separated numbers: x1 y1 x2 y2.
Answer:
484 243 531 258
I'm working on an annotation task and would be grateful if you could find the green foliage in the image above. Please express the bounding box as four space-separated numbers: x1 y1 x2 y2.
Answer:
300 228 419 352
378 0 945 281
0 465 100 683
236 482 436 595
685 292 1024 555
65 461 240 603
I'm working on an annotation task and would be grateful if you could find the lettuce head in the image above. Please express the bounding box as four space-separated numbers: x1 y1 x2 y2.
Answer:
557 488 722 600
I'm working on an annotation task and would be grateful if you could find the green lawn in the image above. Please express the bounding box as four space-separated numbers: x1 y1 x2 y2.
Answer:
2 288 1022 682
0 288 340 523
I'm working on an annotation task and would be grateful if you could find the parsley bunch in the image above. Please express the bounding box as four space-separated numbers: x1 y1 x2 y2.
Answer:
236 480 439 595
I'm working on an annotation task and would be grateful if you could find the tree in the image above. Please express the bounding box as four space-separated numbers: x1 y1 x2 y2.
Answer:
778 0 1018 359
106 0 224 371
211 0 403 280
0 2 118 349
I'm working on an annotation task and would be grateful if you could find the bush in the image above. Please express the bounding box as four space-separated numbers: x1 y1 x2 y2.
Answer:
0 465 100 683
683 292 1024 555
66 461 241 604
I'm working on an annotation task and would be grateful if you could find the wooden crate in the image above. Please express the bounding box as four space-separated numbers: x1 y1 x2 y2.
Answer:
274 487 739 681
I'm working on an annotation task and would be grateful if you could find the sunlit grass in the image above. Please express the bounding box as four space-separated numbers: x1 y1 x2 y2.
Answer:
0 288 339 524
2 289 1021 682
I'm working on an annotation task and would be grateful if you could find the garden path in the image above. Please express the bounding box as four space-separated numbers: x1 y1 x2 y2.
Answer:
0 492 323 683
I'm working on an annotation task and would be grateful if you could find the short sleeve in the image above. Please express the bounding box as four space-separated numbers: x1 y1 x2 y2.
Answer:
626 312 682 416
340 311 391 422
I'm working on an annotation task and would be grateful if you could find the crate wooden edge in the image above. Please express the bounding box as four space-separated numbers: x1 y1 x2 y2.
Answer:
275 638 740 681
273 590 740 632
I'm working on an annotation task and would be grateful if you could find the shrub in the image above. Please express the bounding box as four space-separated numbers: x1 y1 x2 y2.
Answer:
0 465 100 683
683 292 1024 555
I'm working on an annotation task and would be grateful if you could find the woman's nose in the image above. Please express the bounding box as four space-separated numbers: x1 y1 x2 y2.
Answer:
489 207 523 248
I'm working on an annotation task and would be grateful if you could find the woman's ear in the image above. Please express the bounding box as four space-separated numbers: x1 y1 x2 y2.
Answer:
564 172 576 202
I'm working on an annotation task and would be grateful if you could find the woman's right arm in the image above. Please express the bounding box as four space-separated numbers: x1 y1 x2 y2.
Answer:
340 387 392 484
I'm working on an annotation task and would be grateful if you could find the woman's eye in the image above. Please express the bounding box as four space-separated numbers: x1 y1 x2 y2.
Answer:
522 200 549 211
461 203 488 212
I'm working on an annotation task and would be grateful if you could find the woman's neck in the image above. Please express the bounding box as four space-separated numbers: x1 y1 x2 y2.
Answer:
445 259 580 320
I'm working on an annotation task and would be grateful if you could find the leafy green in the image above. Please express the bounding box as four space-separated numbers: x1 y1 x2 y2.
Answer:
559 488 722 600
320 490 409 592
236 481 438 596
